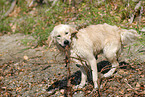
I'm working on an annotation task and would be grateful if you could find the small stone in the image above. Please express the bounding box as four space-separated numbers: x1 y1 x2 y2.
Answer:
60 89 65 94
47 90 53 94
24 55 29 60
136 82 140 88
55 91 59 95
0 76 4 81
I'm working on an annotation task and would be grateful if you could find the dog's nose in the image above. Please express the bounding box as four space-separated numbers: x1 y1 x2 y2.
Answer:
64 40 69 45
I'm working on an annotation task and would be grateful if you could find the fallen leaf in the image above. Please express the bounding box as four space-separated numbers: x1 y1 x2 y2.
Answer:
140 84 144 90
11 23 17 33
118 69 125 75
136 82 140 88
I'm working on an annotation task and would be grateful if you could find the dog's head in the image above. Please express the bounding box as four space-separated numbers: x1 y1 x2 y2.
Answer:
49 24 77 48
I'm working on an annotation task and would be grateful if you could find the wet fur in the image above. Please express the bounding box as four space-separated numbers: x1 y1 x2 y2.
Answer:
50 23 139 88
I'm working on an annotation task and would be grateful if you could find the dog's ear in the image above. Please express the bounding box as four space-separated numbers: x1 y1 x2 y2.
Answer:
47 36 53 48
71 31 78 39
47 31 55 48
69 25 78 39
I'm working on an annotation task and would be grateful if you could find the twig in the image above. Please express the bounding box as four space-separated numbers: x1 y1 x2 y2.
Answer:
45 0 58 12
28 0 35 7
97 72 102 96
100 64 129 74
124 78 144 95
71 55 91 72
100 64 112 73
47 88 59 96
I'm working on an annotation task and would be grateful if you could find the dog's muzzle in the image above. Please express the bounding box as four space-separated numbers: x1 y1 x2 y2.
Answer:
61 40 70 48
59 40 70 48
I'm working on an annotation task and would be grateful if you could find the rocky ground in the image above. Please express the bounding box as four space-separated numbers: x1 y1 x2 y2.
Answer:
0 33 145 97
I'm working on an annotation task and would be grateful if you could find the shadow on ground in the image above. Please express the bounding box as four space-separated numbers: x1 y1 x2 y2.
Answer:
46 61 129 92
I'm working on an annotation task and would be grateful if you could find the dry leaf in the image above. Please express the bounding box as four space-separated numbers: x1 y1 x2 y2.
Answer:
11 23 17 33
119 89 124 94
118 69 125 75
0 54 2 56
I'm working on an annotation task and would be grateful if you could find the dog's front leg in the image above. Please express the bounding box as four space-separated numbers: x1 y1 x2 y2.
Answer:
88 57 98 89
77 65 87 88
73 59 87 89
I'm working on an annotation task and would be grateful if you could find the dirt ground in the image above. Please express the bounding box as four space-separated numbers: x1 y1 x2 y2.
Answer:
0 33 145 96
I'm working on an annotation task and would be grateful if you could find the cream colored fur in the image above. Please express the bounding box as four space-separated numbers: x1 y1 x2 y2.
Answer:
50 23 139 89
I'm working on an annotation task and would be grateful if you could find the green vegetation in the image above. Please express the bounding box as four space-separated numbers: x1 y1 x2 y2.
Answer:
0 0 144 46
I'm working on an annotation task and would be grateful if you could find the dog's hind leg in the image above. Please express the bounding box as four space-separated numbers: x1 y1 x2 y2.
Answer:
116 44 123 61
103 60 119 77
87 56 98 88
103 43 120 77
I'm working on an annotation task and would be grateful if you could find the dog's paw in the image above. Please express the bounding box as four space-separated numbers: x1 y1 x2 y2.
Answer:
74 84 84 89
93 82 98 89
103 73 113 78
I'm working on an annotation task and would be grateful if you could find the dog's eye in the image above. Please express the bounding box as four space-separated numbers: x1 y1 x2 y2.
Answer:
65 32 68 35
57 35 61 37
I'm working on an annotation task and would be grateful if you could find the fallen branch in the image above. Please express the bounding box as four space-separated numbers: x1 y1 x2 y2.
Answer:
1 0 16 20
64 45 73 97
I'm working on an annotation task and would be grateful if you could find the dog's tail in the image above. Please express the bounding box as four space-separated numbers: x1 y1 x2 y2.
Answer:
120 29 140 45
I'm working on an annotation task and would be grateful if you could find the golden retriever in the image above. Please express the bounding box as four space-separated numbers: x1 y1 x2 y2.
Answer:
49 23 139 89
